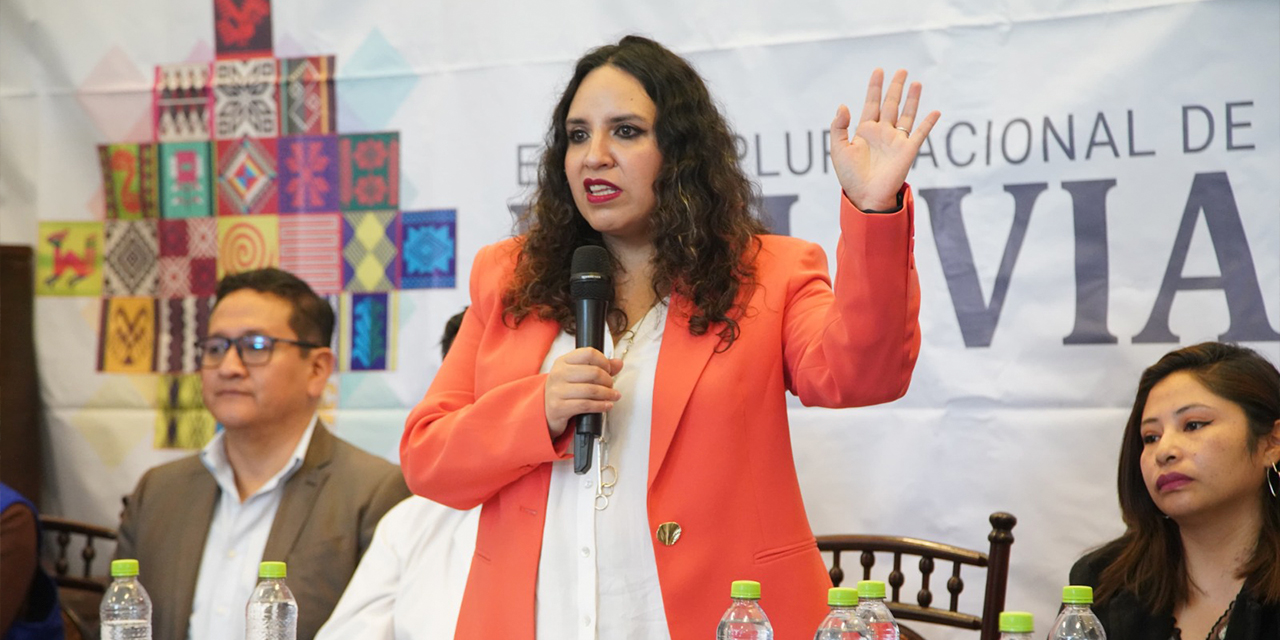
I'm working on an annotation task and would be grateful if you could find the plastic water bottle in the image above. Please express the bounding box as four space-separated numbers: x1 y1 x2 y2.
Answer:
855 580 900 640
100 559 152 640
814 587 872 640
246 561 298 640
1047 586 1107 640
998 611 1034 640
716 580 773 640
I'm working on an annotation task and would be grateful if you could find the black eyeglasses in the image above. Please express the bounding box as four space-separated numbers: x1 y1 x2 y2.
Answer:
195 334 325 368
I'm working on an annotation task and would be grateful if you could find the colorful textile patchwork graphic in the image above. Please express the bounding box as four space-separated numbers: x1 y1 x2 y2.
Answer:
339 133 398 211
99 143 160 219
280 56 335 136
157 297 215 373
339 292 395 371
342 211 399 291
213 58 278 139
154 63 212 142
158 219 218 297
279 214 342 294
36 222 104 296
103 221 159 297
160 142 213 218
155 375 217 450
98 297 158 373
279 135 340 213
217 216 279 278
399 209 456 289
214 0 273 59
216 137 278 214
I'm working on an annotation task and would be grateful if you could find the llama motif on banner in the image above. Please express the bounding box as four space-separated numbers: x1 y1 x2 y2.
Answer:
37 0 456 449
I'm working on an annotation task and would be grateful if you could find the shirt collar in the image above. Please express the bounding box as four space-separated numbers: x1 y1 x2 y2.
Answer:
200 414 319 501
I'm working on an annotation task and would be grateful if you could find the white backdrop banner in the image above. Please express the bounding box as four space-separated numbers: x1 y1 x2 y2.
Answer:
2 0 1278 635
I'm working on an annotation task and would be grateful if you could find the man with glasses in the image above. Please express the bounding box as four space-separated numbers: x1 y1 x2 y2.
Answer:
115 268 410 640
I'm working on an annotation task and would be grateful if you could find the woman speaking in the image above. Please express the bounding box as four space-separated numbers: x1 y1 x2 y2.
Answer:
401 35 937 640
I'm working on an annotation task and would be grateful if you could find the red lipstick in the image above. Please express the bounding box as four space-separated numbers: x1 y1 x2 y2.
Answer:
584 178 622 204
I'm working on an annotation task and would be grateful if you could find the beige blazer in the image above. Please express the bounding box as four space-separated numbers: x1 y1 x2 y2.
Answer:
115 423 410 640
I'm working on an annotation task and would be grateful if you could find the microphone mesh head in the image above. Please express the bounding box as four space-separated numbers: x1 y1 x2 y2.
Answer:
570 245 612 300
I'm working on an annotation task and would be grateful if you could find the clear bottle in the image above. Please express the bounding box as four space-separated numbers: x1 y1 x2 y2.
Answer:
1047 586 1107 640
855 580 900 640
716 580 773 640
998 611 1034 640
246 561 298 640
100 558 152 640
814 587 873 640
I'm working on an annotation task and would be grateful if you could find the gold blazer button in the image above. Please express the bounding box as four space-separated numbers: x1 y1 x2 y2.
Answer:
656 522 682 546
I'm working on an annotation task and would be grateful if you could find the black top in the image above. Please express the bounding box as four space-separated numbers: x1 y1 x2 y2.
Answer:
1069 544 1280 640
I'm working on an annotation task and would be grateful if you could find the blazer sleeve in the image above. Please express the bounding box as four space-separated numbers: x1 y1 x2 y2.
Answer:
114 469 149 561
781 186 921 406
400 243 567 510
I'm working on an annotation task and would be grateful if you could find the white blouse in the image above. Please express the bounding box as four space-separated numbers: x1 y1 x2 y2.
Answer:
535 303 671 640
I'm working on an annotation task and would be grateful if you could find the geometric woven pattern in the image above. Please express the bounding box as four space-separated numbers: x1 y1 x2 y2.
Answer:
98 296 158 373
339 132 398 211
99 143 160 219
158 219 218 297
37 221 104 296
213 57 279 139
103 220 160 297
160 141 213 218
279 135 340 213
216 137 278 215
279 214 342 294
338 292 394 372
154 374 217 450
217 215 279 278
157 296 216 373
399 209 456 289
155 63 212 142
280 56 335 136
342 211 398 291
214 0 273 59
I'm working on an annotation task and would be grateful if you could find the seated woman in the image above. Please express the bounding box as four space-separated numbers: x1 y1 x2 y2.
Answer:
1071 342 1280 640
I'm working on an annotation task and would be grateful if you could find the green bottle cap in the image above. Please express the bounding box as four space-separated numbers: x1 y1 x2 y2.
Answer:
110 559 139 577
1062 585 1093 605
999 611 1034 633
259 561 287 579
828 587 859 607
730 580 761 599
857 580 887 600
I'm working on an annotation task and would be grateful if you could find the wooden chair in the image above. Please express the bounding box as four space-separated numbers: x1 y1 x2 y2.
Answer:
817 511 1017 640
39 516 119 640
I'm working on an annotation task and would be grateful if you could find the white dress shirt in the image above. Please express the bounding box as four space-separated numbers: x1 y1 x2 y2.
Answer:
188 417 317 640
536 303 670 640
314 496 480 640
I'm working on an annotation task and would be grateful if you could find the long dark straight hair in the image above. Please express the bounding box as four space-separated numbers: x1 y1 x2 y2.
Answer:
1097 342 1280 612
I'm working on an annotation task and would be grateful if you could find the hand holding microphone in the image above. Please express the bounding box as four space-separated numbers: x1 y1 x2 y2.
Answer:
542 246 621 474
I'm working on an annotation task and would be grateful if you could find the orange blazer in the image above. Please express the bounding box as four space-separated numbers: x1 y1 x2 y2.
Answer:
401 189 921 640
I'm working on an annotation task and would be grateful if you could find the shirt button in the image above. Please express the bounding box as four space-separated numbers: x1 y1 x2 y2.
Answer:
226 550 237 558
580 547 591 558
582 615 592 627
583 479 594 489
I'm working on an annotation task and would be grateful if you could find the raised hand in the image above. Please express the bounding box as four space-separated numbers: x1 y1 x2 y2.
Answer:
544 347 623 438
831 69 941 211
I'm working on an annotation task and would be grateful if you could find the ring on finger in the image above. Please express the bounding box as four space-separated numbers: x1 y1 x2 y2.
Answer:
895 125 910 133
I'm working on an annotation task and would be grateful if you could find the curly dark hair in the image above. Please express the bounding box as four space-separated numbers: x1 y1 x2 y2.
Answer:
503 35 767 348
1096 342 1280 610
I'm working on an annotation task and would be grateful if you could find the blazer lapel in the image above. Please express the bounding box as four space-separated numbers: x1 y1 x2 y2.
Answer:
262 424 333 561
172 467 218 640
648 294 718 489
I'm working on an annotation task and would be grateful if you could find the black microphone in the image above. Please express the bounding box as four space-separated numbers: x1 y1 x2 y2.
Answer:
569 245 613 475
